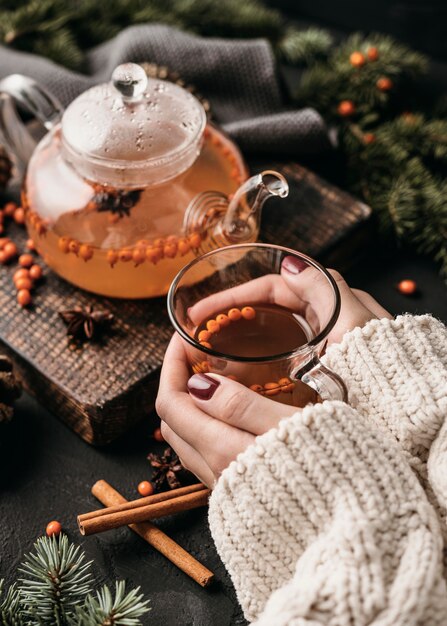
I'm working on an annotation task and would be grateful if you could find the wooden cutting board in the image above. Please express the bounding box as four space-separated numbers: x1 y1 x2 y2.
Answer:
0 163 371 444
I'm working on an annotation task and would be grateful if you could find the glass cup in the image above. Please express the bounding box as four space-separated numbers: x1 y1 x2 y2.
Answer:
167 243 347 407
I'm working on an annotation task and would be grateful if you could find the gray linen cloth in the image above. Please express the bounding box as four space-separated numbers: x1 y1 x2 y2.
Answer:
0 24 330 156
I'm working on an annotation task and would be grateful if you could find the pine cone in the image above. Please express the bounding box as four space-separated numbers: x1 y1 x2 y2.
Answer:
0 145 12 191
0 355 21 424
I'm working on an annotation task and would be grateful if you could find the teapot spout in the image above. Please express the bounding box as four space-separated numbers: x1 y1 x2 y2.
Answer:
222 170 289 243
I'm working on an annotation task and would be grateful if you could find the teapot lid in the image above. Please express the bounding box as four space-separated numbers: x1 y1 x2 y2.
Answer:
61 63 206 187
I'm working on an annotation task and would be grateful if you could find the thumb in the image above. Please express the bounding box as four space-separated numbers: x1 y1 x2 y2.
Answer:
187 373 297 436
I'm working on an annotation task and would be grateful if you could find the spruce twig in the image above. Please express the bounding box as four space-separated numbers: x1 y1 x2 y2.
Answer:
75 581 150 625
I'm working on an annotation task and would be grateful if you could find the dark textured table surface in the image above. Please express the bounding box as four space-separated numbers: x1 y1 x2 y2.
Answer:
1 243 445 625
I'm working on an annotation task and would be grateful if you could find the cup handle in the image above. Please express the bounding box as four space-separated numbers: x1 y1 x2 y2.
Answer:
0 74 64 173
297 355 348 402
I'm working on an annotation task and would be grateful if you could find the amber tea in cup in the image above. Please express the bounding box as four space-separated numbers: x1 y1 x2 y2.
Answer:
168 244 347 407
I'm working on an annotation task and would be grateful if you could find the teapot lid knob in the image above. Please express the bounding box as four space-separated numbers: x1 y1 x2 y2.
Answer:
112 63 148 101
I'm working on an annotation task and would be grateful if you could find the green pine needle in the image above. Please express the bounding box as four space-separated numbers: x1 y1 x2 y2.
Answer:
75 581 150 625
0 535 151 624
18 534 94 623
278 27 333 65
0 581 24 626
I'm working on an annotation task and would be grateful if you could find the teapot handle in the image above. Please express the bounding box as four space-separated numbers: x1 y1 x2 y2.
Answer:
0 74 64 173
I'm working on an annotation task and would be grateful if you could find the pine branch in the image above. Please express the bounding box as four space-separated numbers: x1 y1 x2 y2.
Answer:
278 27 333 65
18 534 94 624
0 581 24 626
75 581 150 626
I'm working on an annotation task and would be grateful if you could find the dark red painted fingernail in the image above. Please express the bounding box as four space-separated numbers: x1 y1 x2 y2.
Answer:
187 373 220 400
281 255 308 275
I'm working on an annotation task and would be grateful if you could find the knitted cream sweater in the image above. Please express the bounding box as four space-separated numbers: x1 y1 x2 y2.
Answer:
208 315 447 625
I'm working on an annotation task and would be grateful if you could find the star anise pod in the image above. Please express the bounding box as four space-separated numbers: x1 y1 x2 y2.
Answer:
59 305 114 341
148 447 191 491
93 189 141 219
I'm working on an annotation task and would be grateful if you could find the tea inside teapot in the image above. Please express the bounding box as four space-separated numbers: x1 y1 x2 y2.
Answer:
0 63 288 298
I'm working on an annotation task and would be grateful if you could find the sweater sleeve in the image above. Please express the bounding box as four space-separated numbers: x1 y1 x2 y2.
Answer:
208 402 447 625
323 314 447 522
209 314 447 624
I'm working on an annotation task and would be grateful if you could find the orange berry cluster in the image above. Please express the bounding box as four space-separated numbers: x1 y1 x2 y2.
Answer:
12 262 43 307
57 231 204 267
203 125 245 187
197 306 256 349
339 47 393 119
0 202 43 307
349 46 379 68
249 377 295 396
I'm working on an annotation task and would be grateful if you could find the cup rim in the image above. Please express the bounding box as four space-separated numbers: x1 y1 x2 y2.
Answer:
167 243 341 363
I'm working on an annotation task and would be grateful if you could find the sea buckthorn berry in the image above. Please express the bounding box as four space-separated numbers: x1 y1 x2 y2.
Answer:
132 247 146 266
367 46 379 61
118 249 132 262
350 51 366 67
46 520 62 537
198 330 212 342
58 237 70 253
14 269 30 283
19 254 34 268
68 240 80 255
363 133 376 145
153 427 164 442
228 308 242 321
376 77 393 91
166 235 178 244
164 242 178 258
29 264 43 280
216 314 230 327
107 249 118 267
264 382 281 396
16 278 33 291
13 207 26 224
279 377 295 393
4 202 17 217
26 238 36 251
146 247 163 264
0 224 3 235
36 221 47 236
200 341 212 349
241 306 256 320
153 238 165 248
0 237 10 249
206 319 220 334
17 289 32 307
199 360 210 373
4 242 18 259
0 251 8 264
397 279 417 295
188 232 202 249
337 100 355 117
79 244 94 262
250 384 264 393
138 481 154 497
178 238 191 256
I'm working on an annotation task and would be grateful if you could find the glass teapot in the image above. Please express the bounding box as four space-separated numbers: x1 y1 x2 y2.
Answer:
0 63 288 298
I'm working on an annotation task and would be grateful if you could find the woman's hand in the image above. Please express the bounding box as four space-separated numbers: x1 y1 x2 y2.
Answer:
156 265 392 487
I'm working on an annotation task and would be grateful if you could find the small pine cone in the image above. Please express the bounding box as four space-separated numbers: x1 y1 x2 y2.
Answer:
0 145 12 191
0 355 21 423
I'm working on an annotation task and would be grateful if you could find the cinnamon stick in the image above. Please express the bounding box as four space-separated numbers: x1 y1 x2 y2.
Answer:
79 488 210 536
79 483 206 523
90 480 214 587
